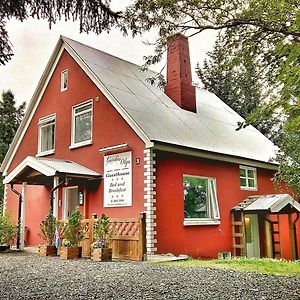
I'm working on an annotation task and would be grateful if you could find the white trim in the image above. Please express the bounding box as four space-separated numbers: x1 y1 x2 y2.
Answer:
3 184 7 213
37 113 56 156
63 39 153 148
144 148 156 255
99 143 128 153
3 156 57 184
239 165 258 191
70 99 93 148
184 219 220 226
62 186 78 220
60 69 68 92
0 40 65 176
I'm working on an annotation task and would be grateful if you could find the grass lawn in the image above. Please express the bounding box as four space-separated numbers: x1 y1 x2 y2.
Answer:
157 257 300 277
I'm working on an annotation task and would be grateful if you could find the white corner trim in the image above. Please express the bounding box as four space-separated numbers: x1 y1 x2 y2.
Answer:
144 148 156 255
183 219 221 226
3 184 8 213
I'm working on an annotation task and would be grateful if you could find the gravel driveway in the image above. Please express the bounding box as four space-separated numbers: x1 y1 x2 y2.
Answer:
0 252 299 299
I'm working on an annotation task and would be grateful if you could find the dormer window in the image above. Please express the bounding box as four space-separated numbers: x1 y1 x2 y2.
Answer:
38 114 56 156
61 69 68 91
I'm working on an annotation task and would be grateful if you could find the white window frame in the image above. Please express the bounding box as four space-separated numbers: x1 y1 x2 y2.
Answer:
37 113 56 156
183 175 220 226
70 99 93 149
61 69 68 92
240 165 257 191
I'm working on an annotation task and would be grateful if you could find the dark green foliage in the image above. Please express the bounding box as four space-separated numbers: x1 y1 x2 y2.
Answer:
0 212 17 245
196 33 283 143
63 208 84 247
0 0 121 64
93 214 115 248
39 211 58 246
0 90 25 211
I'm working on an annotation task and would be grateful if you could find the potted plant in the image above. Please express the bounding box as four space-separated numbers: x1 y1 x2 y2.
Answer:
0 212 17 252
91 214 115 262
60 208 84 260
38 211 59 256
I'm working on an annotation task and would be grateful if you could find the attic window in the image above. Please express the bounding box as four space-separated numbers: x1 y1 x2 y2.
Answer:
61 69 68 91
38 114 56 156
240 166 257 190
183 175 220 225
70 100 93 149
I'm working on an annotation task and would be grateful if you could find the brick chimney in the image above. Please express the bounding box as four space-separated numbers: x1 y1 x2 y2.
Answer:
165 34 196 113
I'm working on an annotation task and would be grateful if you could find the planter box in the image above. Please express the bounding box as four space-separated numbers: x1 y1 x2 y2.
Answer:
38 245 57 257
60 246 81 260
92 248 112 262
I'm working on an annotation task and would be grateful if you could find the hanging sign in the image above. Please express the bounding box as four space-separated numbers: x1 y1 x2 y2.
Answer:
104 151 132 207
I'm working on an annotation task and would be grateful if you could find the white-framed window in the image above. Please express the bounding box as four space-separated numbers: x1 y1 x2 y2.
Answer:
61 69 68 91
240 165 257 190
38 114 56 156
70 100 93 148
183 175 220 226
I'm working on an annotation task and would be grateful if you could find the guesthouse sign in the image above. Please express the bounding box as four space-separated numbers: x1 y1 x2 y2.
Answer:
104 151 132 207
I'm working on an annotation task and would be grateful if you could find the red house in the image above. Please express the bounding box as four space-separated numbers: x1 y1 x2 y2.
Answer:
1 35 300 260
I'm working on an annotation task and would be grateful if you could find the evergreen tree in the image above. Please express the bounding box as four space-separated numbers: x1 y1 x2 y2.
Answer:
0 90 25 212
196 33 283 144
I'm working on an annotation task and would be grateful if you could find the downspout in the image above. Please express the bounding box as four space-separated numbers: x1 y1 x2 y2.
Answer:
50 176 69 214
293 212 299 259
10 184 22 250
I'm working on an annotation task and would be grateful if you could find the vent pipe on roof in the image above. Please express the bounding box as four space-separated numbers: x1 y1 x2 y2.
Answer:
164 34 196 113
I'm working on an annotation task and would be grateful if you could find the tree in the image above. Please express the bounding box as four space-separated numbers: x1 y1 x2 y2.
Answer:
196 33 283 143
122 0 299 194
0 90 25 212
0 0 121 65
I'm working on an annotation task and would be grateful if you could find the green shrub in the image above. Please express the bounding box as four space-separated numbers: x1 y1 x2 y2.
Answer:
92 214 115 249
39 211 59 246
0 212 17 245
63 208 84 247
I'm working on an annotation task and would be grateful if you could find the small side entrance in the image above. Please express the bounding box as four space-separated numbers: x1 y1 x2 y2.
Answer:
62 186 79 220
245 214 260 258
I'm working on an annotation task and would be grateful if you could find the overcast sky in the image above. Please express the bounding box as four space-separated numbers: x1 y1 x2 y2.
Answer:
0 10 216 106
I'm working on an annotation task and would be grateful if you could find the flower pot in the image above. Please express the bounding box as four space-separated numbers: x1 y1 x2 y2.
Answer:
38 245 57 256
92 248 112 262
0 245 10 252
60 246 81 260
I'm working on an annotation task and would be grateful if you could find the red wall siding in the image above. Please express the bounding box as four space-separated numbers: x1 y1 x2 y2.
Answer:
155 151 296 259
5 50 146 245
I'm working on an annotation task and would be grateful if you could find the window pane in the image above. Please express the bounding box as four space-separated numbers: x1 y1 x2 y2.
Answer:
240 178 247 187
247 169 254 178
248 179 255 188
183 176 208 219
75 103 92 114
40 123 54 152
75 111 92 143
240 168 246 177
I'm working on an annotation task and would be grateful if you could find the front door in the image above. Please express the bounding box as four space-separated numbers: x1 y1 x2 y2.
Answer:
245 214 260 258
62 187 78 220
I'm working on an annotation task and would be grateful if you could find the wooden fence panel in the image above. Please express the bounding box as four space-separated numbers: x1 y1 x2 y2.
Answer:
80 212 146 261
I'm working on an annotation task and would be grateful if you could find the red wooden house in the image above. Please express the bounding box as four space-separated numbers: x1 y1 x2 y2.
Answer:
1 35 300 260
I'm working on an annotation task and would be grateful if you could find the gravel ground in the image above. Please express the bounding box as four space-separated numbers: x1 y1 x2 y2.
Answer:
0 252 299 300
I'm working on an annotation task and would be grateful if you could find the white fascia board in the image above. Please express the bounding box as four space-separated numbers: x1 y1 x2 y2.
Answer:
3 156 57 184
63 42 153 149
0 39 65 176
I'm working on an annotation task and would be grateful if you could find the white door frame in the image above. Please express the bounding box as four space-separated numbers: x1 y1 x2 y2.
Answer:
62 186 78 220
245 214 261 258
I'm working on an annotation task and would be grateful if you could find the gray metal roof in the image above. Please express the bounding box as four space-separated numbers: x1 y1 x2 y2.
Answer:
3 156 100 184
232 194 300 213
63 37 278 164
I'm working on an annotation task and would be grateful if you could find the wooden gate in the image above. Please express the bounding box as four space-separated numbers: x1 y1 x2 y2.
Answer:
80 212 146 261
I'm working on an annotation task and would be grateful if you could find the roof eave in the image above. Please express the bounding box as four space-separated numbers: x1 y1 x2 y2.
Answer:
152 140 278 171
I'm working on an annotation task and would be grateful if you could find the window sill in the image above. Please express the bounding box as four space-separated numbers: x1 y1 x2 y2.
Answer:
69 140 92 150
240 186 258 191
184 219 220 226
36 149 55 157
